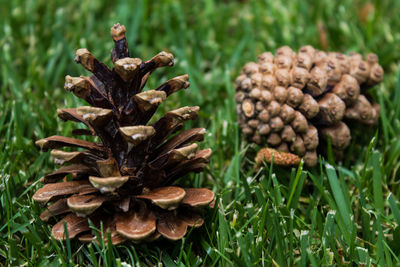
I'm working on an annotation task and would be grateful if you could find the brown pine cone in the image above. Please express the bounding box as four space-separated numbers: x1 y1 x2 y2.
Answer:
235 46 383 167
33 23 215 244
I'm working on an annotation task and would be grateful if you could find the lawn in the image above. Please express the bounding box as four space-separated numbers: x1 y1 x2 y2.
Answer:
1 0 400 266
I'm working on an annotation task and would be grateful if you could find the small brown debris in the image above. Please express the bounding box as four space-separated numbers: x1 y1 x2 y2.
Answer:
255 147 301 167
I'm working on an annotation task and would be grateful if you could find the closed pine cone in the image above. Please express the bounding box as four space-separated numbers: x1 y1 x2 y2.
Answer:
235 46 383 167
33 23 215 244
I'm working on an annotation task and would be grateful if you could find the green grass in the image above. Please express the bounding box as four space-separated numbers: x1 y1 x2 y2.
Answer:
1 0 400 265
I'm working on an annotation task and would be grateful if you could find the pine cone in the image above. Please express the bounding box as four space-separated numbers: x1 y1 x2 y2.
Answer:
33 23 214 244
235 46 383 167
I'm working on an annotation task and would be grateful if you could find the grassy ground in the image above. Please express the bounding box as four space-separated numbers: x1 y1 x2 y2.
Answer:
1 0 400 266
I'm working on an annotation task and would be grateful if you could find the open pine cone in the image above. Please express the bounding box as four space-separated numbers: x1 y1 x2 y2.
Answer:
235 46 383 167
33 23 214 244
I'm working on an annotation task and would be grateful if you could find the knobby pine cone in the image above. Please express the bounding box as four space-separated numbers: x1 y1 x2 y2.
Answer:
235 46 383 167
33 23 215 244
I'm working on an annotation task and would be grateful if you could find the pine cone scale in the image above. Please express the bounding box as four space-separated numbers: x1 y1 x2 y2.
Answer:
137 186 186 210
115 210 157 241
40 199 69 222
33 180 95 203
179 211 204 228
52 213 91 240
36 136 104 153
153 128 206 157
41 165 97 184
66 194 108 217
181 188 215 208
88 176 129 193
156 214 188 241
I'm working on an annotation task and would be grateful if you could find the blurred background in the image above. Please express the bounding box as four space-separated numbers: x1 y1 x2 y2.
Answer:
1 0 400 265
